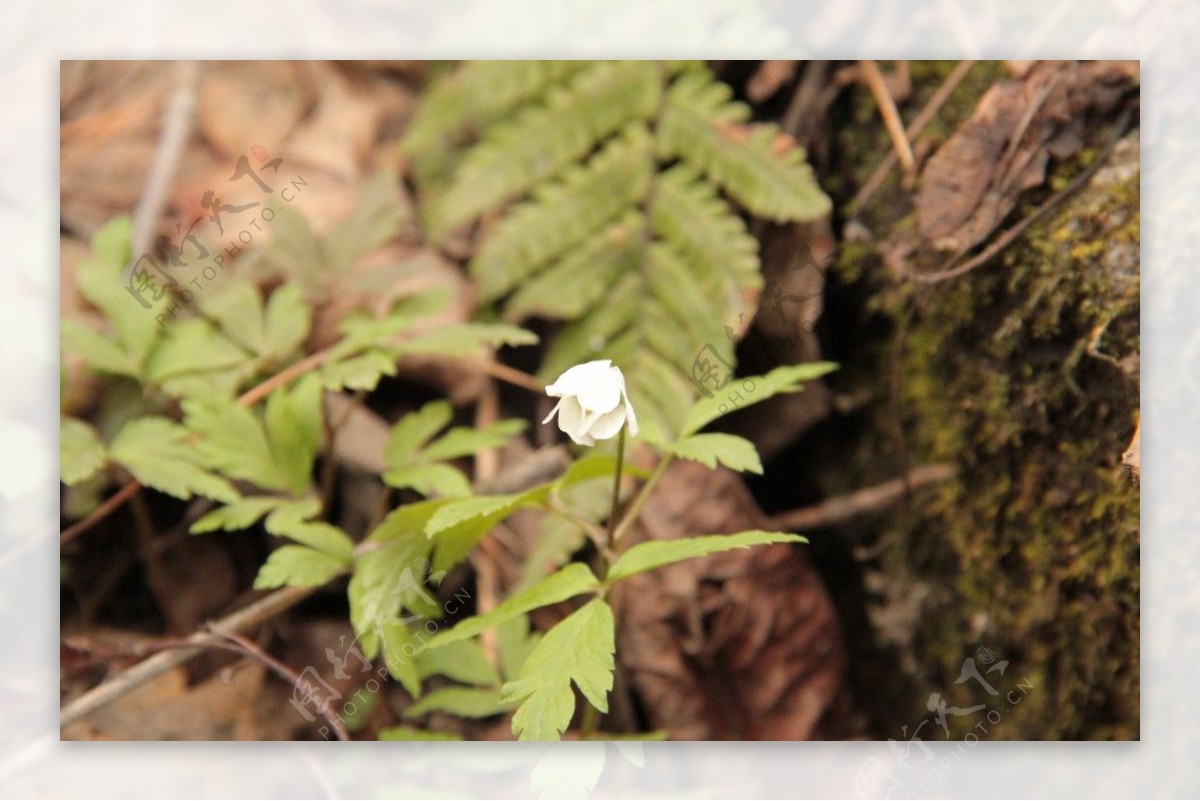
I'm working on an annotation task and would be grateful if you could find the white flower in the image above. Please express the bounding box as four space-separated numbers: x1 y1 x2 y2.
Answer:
542 359 638 446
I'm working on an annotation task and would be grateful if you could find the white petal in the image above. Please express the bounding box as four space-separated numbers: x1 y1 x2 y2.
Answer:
574 365 623 414
545 359 612 398
585 405 627 441
556 395 584 434
618 371 638 436
541 399 563 425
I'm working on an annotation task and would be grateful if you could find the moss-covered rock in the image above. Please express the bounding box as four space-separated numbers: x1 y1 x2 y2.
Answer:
828 62 1139 740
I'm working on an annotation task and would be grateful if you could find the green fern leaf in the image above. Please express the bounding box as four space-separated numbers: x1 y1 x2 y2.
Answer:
426 61 664 242
657 69 831 222
471 127 653 302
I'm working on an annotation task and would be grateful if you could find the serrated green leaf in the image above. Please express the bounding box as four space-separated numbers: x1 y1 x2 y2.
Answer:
144 318 250 387
415 639 501 687
666 433 763 474
320 350 397 391
266 519 353 562
253 545 346 589
350 506 440 656
262 283 311 359
264 375 322 495
190 496 288 533
61 320 140 377
109 417 239 503
182 396 285 491
404 686 509 719
421 419 526 462
197 280 266 354
264 496 323 532
75 216 166 366
424 492 536 538
385 401 454 465
60 417 107 486
681 361 837 435
500 598 615 741
606 530 806 583
426 563 600 650
380 618 424 697
384 463 473 499
378 726 462 741
496 615 542 681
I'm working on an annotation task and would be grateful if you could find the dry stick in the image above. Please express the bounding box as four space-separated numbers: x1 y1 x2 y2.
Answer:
130 61 199 261
209 629 351 741
858 60 916 177
850 59 976 216
911 108 1132 286
60 585 315 728
768 463 957 532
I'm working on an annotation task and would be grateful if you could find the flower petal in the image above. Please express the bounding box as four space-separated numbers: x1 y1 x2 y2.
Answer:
541 399 563 425
575 366 622 414
545 359 612 398
618 371 638 436
586 405 627 441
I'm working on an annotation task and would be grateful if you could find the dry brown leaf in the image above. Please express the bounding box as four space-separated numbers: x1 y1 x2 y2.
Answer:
616 460 856 740
917 60 1137 253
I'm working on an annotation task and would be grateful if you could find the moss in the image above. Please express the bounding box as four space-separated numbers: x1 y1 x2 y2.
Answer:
825 65 1139 740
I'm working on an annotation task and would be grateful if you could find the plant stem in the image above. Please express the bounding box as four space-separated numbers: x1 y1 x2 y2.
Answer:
604 427 627 557
611 452 673 546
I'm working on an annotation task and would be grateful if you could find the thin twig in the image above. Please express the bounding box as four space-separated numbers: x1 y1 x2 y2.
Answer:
768 463 957 531
209 629 350 741
474 358 545 393
60 480 143 546
130 61 199 263
850 60 976 215
912 108 1132 285
60 585 318 728
858 60 916 177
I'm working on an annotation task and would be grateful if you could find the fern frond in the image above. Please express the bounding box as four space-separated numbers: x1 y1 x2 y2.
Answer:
471 126 653 302
657 70 831 222
504 212 645 321
426 61 664 242
403 61 588 158
650 164 760 304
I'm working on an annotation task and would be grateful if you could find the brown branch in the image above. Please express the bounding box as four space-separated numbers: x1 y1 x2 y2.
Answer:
768 463 957 531
858 60 916 177
474 358 546 393
209 629 350 741
60 585 317 729
850 59 976 215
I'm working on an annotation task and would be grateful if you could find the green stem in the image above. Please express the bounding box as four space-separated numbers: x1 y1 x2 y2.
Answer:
604 426 627 555
611 452 673 546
